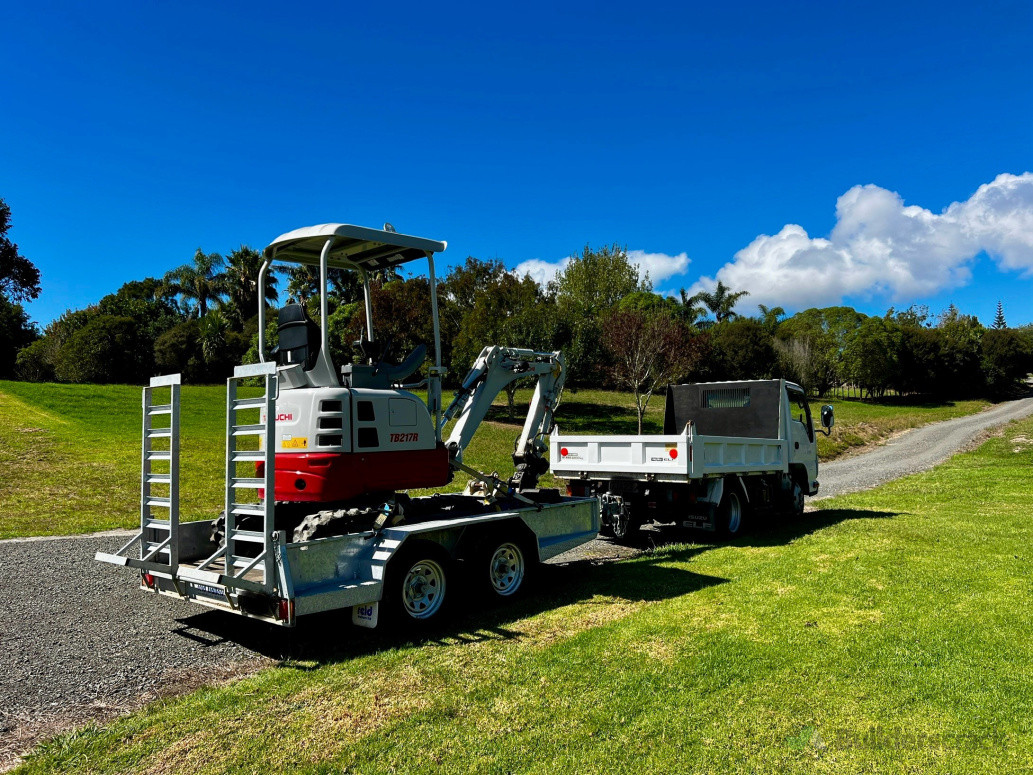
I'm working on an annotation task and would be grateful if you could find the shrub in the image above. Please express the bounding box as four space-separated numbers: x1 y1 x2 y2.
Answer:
54 315 151 384
154 319 205 383
0 296 36 378
15 338 54 382
981 328 1031 398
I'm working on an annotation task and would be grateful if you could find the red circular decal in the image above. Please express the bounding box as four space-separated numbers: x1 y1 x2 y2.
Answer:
669 448 678 459
560 447 569 457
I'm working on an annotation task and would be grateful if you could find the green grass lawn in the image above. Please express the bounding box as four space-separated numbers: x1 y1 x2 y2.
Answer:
0 382 228 538
13 412 1033 773
0 380 990 539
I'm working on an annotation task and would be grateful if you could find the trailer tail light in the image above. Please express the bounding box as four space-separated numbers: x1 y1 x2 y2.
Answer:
276 598 294 622
142 572 155 589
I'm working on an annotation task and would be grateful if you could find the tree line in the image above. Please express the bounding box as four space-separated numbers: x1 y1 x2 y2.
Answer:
2 198 1031 419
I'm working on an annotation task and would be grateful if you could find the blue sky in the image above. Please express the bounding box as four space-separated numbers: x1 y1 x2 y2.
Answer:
2 0 1031 327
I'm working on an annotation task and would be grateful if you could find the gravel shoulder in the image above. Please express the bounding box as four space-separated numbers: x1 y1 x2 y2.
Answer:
0 535 275 770
813 395 1033 500
4 394 1033 769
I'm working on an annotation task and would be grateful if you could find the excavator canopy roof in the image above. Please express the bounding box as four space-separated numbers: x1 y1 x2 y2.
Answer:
263 223 447 271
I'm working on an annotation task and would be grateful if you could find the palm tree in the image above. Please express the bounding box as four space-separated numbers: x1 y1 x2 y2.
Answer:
678 288 708 328
285 264 362 304
198 308 229 363
691 281 750 323
224 246 278 325
757 304 786 333
162 249 227 319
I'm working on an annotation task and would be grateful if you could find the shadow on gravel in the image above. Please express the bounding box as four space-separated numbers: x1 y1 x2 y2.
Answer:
171 546 724 665
169 507 897 666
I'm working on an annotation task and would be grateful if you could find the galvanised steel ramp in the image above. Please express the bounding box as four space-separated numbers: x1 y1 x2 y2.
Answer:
97 364 281 597
95 373 182 571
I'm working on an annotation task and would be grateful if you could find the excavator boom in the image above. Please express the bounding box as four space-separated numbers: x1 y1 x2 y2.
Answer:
441 346 565 489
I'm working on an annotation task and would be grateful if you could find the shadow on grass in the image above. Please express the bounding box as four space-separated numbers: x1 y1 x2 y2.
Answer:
554 401 662 435
739 507 899 548
827 394 962 409
483 400 660 435
170 506 897 665
837 382 1033 406
601 507 898 553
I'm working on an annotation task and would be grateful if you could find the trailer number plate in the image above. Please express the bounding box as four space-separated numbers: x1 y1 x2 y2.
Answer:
352 603 379 629
190 582 224 599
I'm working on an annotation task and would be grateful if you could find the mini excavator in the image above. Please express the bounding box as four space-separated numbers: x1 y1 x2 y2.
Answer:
248 223 564 542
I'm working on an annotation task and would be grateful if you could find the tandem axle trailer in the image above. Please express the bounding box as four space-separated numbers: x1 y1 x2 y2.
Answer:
96 368 599 629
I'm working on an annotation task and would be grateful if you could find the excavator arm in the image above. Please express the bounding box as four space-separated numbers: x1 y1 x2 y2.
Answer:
440 346 566 491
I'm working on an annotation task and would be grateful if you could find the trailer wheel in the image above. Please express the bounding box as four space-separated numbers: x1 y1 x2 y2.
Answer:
484 540 528 598
716 484 747 538
385 544 451 626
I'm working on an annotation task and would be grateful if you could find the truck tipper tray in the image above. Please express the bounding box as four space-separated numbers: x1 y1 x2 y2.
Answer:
550 428 788 482
548 380 833 540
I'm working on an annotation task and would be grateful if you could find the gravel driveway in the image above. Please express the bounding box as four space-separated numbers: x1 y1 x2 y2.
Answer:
3 394 1033 768
814 395 1033 499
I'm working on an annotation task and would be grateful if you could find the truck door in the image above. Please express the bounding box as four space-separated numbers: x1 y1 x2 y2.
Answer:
786 386 818 493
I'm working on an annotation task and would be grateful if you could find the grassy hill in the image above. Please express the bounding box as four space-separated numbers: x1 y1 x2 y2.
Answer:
12 410 1033 773
0 380 990 539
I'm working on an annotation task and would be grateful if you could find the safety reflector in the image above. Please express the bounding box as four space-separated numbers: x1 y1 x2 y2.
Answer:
277 597 294 622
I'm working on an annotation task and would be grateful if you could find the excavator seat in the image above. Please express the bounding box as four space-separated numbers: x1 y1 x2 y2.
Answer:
341 343 428 389
274 304 321 371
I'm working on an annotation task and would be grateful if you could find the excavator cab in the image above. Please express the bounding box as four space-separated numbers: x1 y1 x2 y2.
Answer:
256 224 451 504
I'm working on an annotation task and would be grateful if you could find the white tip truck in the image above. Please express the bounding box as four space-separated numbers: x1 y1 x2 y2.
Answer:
550 379 834 540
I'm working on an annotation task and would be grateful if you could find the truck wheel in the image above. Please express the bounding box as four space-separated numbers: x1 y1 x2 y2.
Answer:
716 485 747 538
789 481 805 518
385 545 450 626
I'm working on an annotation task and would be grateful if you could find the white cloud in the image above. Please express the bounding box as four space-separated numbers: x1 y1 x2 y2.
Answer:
512 257 571 286
692 172 1033 310
627 249 690 284
950 173 1033 273
514 250 690 288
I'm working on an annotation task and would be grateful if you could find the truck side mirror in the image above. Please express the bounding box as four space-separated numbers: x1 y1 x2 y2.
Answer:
819 405 834 435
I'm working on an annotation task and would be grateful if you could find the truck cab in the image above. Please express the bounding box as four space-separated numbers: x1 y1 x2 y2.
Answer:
785 382 819 494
